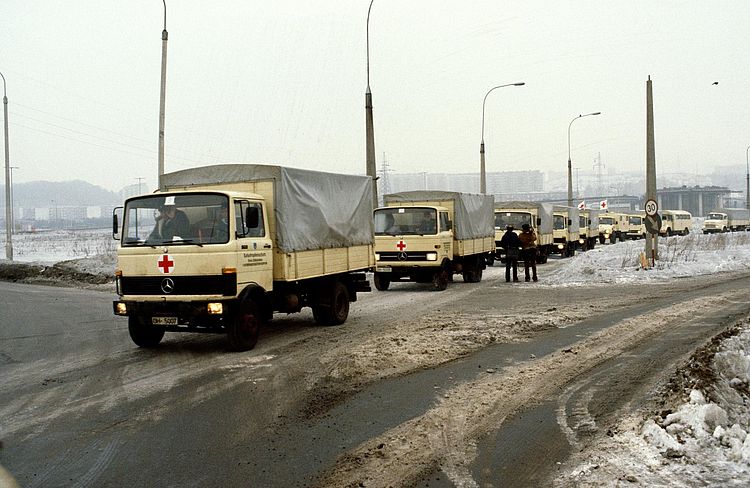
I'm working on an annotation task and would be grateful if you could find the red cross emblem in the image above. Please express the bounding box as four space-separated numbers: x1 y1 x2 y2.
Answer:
158 254 174 274
396 240 406 251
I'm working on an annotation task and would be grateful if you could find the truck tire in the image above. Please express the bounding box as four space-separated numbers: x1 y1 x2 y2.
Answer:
312 281 349 326
128 316 165 348
462 256 483 283
486 254 495 267
609 234 616 244
599 235 605 244
373 272 391 291
228 299 261 351
432 268 449 291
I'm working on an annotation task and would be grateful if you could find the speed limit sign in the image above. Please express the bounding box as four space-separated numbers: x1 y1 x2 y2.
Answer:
645 199 658 216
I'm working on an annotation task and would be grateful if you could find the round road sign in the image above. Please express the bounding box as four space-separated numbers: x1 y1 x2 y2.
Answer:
645 199 658 217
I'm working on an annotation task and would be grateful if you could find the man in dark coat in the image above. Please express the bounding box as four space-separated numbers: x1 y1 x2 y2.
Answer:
500 225 522 282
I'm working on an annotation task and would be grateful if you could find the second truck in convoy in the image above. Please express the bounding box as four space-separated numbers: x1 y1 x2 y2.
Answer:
493 201 554 263
373 191 494 291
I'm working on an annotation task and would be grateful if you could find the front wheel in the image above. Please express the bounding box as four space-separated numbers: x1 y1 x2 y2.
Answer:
312 281 350 326
128 315 165 348
432 268 449 291
228 299 262 351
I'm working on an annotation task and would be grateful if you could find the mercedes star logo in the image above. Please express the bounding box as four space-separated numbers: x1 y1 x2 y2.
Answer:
161 277 175 294
397 251 407 261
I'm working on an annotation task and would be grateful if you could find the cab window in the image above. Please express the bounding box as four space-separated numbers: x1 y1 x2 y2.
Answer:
235 201 265 238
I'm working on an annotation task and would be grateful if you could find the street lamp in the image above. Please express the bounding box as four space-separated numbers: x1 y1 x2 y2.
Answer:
479 82 525 194
1 70 12 260
567 112 601 208
158 0 168 189
365 0 378 208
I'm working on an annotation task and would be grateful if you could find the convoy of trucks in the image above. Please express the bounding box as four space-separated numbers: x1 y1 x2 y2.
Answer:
702 209 750 233
372 191 494 291
111 161 717 352
493 201 554 263
112 164 375 351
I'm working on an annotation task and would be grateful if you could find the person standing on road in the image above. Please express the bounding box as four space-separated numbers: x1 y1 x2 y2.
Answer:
519 223 538 282
500 225 522 282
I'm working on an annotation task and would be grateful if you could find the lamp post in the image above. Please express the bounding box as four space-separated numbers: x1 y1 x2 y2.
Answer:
479 82 525 194
365 0 378 208
158 0 168 190
9 166 17 235
1 71 12 260
567 112 601 208
746 145 749 211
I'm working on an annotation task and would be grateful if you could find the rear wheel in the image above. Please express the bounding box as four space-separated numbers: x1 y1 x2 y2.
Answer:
128 315 165 348
312 281 350 325
373 272 391 291
228 299 261 351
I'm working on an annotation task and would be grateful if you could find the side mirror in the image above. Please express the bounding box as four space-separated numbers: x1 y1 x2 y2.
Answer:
246 206 260 229
112 206 123 240
536 217 541 226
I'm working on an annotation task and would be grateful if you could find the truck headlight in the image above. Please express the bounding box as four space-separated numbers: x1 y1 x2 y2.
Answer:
604 233 610 238
426 252 438 261
578 238 585 244
557 244 565 250
375 253 380 261
207 302 223 315
115 302 128 315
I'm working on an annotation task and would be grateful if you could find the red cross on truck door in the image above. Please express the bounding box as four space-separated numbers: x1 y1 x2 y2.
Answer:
158 254 174 274
396 240 406 251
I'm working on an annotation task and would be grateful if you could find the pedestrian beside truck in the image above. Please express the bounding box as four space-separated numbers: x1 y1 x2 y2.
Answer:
500 225 521 282
519 223 538 282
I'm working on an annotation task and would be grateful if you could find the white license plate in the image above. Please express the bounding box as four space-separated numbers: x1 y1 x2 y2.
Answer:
152 317 178 326
376 266 392 272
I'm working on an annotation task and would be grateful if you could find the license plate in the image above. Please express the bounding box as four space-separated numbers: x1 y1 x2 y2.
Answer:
376 266 392 272
152 317 178 326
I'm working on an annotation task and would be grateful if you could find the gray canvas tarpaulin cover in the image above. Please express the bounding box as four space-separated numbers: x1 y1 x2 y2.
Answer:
493 201 554 234
383 191 494 240
162 164 374 253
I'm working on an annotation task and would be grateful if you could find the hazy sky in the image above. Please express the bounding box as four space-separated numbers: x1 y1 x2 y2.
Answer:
2 1 749 192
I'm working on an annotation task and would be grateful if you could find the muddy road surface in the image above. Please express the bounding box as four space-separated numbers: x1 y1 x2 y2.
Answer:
1 261 749 487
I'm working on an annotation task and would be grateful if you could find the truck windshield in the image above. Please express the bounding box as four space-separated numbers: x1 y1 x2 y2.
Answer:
599 217 614 225
494 212 531 229
629 216 642 225
553 215 566 230
374 207 437 235
707 213 725 220
122 193 230 246
579 216 587 227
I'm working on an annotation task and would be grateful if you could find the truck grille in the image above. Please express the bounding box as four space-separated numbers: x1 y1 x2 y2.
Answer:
119 275 236 296
378 251 431 262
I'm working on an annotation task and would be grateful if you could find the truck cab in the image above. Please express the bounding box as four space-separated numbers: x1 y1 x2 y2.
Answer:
703 212 728 233
552 206 579 257
626 214 646 239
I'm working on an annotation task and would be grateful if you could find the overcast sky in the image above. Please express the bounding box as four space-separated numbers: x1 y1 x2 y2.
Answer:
2 1 749 192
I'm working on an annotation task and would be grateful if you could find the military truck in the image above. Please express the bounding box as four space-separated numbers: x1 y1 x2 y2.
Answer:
626 213 646 239
660 210 693 236
113 164 375 351
702 209 750 233
552 206 580 257
577 209 599 251
373 191 494 291
493 201 554 263
598 211 628 243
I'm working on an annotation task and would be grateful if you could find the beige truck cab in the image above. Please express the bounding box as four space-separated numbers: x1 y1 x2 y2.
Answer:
578 209 599 251
373 191 494 291
598 211 628 243
113 164 374 351
626 213 646 239
660 210 693 236
493 201 554 263
552 206 580 257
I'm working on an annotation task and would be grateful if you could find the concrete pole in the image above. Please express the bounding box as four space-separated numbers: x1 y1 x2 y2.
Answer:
746 145 749 210
1 71 12 260
158 0 168 190
365 0 378 209
645 76 658 261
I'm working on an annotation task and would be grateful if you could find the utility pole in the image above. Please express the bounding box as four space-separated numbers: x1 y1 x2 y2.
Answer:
645 76 658 262
593 152 604 196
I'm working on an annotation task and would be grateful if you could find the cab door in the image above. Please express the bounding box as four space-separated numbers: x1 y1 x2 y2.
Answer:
234 200 273 290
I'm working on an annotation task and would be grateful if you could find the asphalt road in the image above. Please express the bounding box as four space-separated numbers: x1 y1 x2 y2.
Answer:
1 263 748 487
